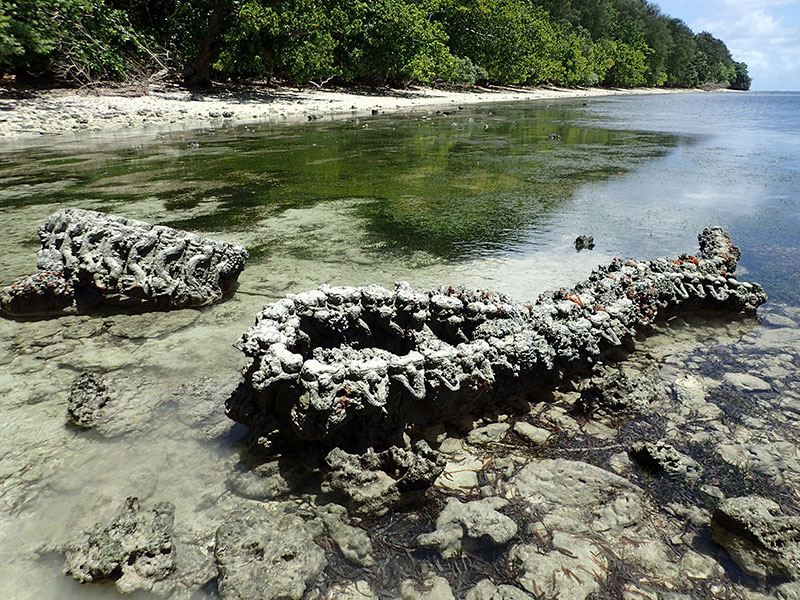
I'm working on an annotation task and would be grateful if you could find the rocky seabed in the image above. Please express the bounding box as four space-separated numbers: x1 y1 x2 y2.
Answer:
2 221 800 600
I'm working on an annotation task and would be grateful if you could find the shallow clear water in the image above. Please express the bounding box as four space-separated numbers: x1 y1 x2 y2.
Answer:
1 91 799 599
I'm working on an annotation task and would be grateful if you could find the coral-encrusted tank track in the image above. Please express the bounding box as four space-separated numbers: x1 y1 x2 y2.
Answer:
230 228 767 449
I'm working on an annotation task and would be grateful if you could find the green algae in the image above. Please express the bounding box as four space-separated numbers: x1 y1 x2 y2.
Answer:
0 102 676 263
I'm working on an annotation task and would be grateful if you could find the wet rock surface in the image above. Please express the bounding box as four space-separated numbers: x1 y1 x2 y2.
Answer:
323 441 446 517
29 304 800 600
416 497 518 558
231 229 766 449
214 504 327 600
316 503 374 566
399 574 456 600
62 496 176 594
1 208 248 317
711 496 800 581
465 579 536 600
66 371 112 428
579 363 666 417
629 439 703 480
574 234 595 251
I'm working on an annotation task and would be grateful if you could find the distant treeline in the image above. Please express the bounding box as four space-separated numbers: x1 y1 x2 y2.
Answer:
0 0 751 90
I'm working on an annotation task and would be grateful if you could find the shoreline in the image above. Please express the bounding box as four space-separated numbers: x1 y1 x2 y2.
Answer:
0 83 704 146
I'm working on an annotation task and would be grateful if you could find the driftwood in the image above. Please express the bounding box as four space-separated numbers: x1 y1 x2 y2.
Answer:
1 208 248 317
229 228 766 450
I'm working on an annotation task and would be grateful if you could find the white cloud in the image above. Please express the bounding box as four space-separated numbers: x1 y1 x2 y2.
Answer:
687 1 800 88
721 0 800 7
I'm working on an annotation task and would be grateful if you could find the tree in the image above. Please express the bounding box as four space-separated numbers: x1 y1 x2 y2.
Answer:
730 61 751 90
442 0 562 85
334 0 456 85
213 0 339 84
664 19 697 87
0 0 751 90
0 0 157 83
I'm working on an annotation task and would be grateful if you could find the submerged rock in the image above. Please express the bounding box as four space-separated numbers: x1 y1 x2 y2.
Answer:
214 504 327 600
510 533 606 600
323 441 446 517
230 228 765 448
225 461 293 501
629 439 703 481
323 580 379 600
501 458 717 597
512 421 552 445
579 364 665 417
1 208 248 317
62 496 176 594
67 371 112 428
466 422 511 446
465 579 536 600
574 234 595 251
416 496 518 558
711 496 800 581
315 503 374 566
399 575 456 600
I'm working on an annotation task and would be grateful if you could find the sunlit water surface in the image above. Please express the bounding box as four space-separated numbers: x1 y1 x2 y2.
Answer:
0 91 798 598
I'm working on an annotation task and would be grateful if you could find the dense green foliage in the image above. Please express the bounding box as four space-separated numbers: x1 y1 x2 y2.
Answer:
0 0 750 90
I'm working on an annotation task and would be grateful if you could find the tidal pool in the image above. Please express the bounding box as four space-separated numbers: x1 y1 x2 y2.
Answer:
1 92 799 599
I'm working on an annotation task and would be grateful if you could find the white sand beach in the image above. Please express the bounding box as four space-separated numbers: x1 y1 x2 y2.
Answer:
0 83 699 142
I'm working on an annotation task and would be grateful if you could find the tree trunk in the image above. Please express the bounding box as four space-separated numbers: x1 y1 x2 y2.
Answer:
183 0 228 87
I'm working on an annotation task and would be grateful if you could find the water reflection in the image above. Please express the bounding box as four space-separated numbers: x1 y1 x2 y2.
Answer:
0 103 677 266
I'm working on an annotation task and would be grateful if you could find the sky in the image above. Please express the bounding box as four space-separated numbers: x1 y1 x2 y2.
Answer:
654 0 800 90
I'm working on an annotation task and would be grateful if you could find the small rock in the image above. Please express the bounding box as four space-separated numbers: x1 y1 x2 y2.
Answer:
467 423 510 445
513 422 551 445
63 497 175 594
580 365 665 416
324 441 446 517
437 437 464 454
215 504 327 600
629 440 702 480
435 453 484 492
680 549 724 580
316 504 374 566
67 371 112 428
417 497 518 558
574 235 595 251
700 484 725 501
608 451 634 475
399 575 455 600
711 495 800 581
225 461 291 501
674 374 706 406
723 372 771 392
324 580 378 600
